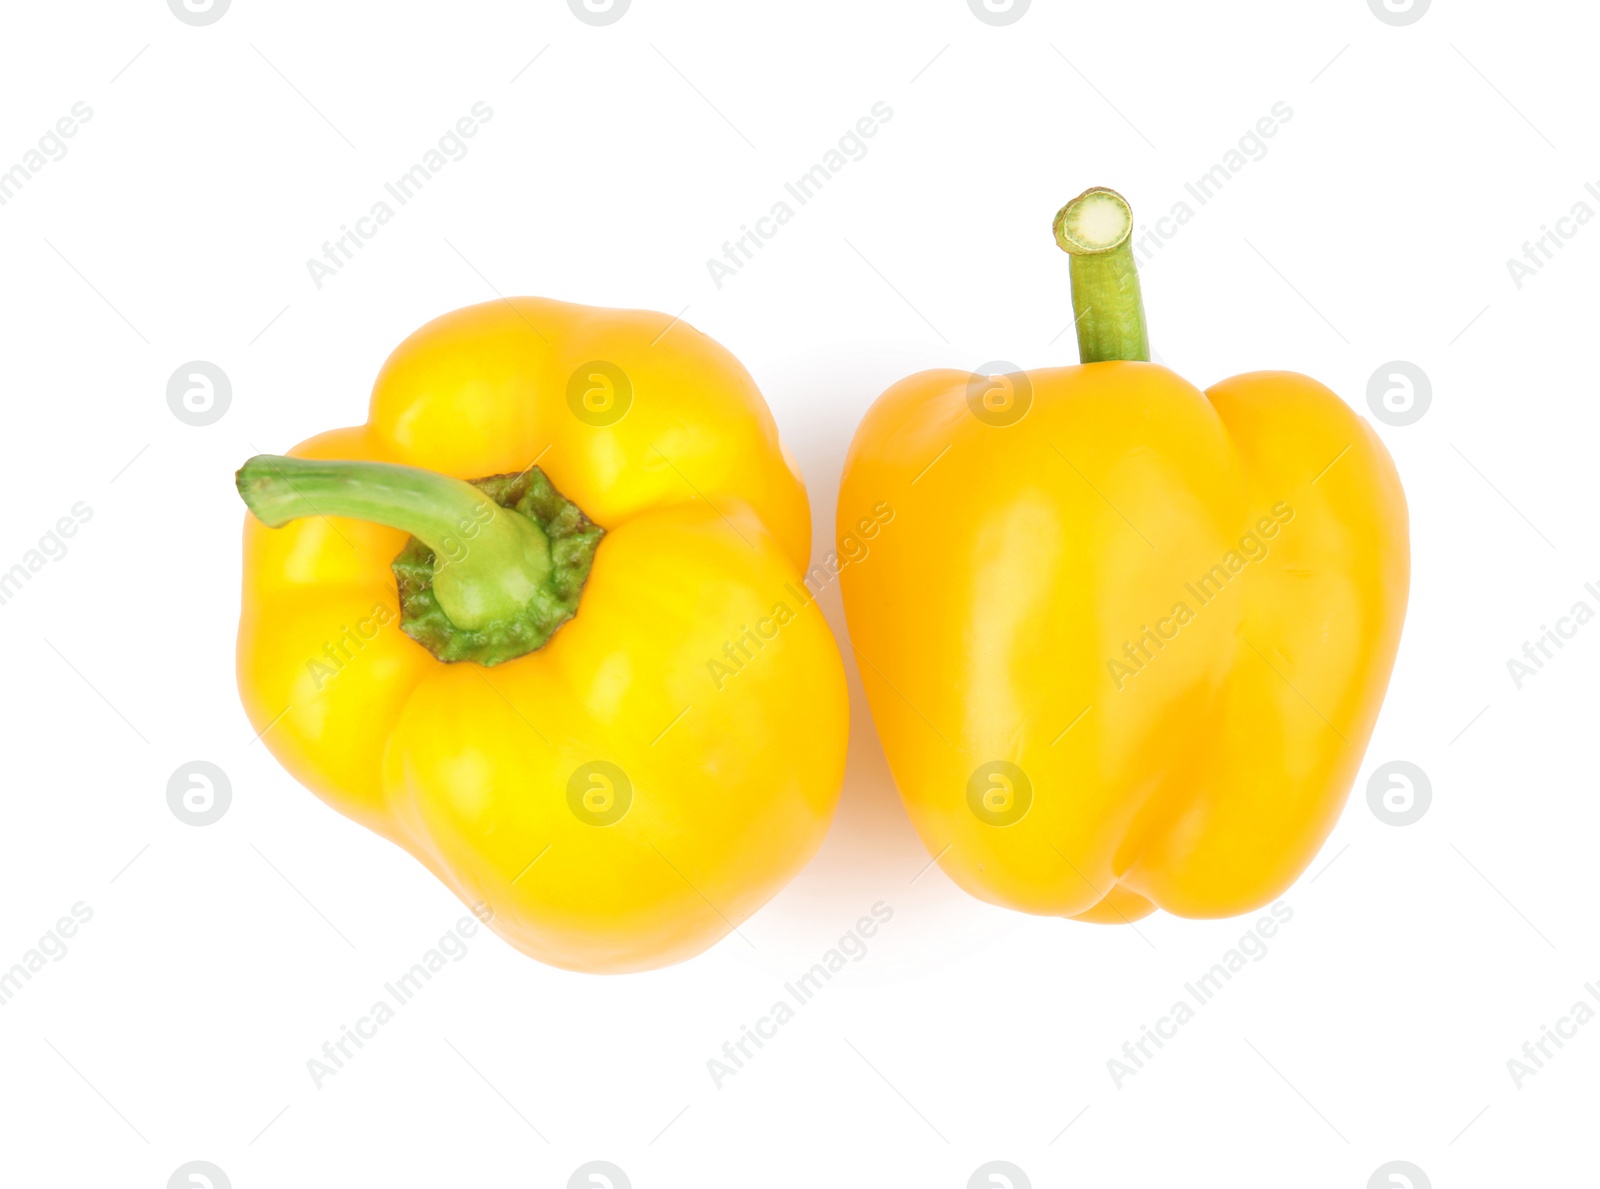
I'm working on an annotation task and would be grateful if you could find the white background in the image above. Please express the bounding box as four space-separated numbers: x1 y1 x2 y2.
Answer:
1 1 1595 1186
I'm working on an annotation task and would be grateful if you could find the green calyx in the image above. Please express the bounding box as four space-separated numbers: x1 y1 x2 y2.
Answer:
1052 186 1151 364
393 468 603 664
237 455 603 667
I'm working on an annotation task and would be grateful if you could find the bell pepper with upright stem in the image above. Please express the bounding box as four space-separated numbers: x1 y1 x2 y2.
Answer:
837 187 1409 923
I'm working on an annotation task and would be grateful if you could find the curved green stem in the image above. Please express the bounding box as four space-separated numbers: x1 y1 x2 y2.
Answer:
1052 186 1150 364
238 456 603 665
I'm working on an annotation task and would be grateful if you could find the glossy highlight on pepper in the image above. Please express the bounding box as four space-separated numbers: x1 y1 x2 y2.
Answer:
837 188 1409 924
236 298 849 972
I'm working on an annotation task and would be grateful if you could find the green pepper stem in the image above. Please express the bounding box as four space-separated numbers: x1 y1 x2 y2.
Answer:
1052 186 1150 364
237 455 552 631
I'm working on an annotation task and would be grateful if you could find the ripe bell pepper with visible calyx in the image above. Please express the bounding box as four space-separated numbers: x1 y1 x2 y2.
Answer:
235 298 848 973
838 188 1408 924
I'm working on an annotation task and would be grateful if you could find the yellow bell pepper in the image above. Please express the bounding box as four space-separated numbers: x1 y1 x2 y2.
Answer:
838 188 1408 923
236 298 848 972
